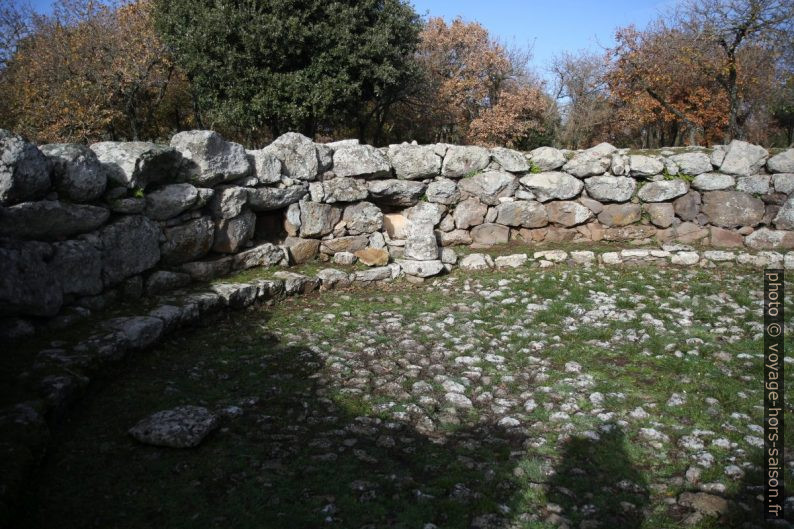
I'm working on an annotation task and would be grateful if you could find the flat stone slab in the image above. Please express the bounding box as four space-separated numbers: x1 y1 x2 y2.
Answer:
129 405 219 448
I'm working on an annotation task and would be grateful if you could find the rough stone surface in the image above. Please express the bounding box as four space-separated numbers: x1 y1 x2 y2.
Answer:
333 144 391 179
629 155 664 177
99 215 161 286
208 186 248 219
774 196 794 230
299 202 342 238
367 179 426 207
692 173 735 191
41 143 107 202
584 175 636 202
470 223 510 245
546 201 593 227
637 180 688 202
767 149 794 173
426 178 459 205
459 253 493 270
91 141 179 189
145 183 200 220
161 217 214 265
129 406 219 448
170 130 250 186
1 129 51 205
674 191 702 221
597 204 642 226
321 177 369 203
495 201 549 228
702 191 765 228
388 144 440 180
458 171 517 205
669 152 712 175
719 140 768 177
735 175 770 195
491 147 529 173
397 259 444 277
453 198 488 229
260 132 319 181
562 143 616 177
441 146 491 178
283 237 320 265
213 210 256 253
644 203 675 228
355 247 390 266
343 201 383 234
519 172 584 202
405 202 446 227
247 185 307 211
51 240 103 296
529 146 566 171
0 201 109 240
246 149 282 184
0 240 62 317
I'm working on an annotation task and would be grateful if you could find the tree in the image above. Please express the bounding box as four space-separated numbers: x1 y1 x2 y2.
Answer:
1 0 191 143
154 0 422 145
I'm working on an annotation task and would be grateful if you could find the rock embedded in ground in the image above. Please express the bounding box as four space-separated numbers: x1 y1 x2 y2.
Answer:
129 406 219 448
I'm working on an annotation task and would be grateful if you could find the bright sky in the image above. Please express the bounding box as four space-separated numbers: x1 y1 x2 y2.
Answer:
29 0 679 81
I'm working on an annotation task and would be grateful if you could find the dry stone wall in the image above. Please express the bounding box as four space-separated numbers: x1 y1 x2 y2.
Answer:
2 128 794 335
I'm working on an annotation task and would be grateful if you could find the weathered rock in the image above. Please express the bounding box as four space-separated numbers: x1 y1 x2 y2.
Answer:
383 213 407 239
710 146 726 167
388 144 440 179
735 175 770 195
491 147 529 172
773 173 794 194
453 198 487 229
299 202 342 238
91 141 179 189
643 203 675 228
398 259 444 277
320 235 370 255
692 172 735 191
669 152 713 176
109 197 145 214
562 143 616 177
145 183 200 220
317 268 351 289
332 144 391 179
404 223 439 260
494 200 548 228
529 146 566 171
426 178 459 205
745 228 794 249
161 217 214 265
768 149 794 173
213 209 256 253
129 406 218 448
441 145 491 178
0 240 62 317
51 240 103 296
0 201 109 240
719 139 768 176
459 253 493 270
578 196 605 214
170 130 250 186
98 216 161 286
702 191 765 227
458 171 517 205
247 185 308 211
352 266 392 282
629 155 664 177
261 132 319 180
41 143 107 202
519 172 584 202
677 492 729 517
145 271 192 295
355 247 390 266
342 201 383 234
709 227 744 248
233 243 286 270
367 179 426 207
470 223 510 245
583 175 636 202
105 315 164 350
273 271 320 294
405 201 446 226
546 201 592 227
494 253 528 268
181 258 233 282
1 129 51 205
284 237 320 264
208 186 248 219
245 149 282 184
438 229 472 246
774 196 794 230
597 204 641 226
638 180 688 202
674 191 702 221
675 222 709 243
321 177 369 203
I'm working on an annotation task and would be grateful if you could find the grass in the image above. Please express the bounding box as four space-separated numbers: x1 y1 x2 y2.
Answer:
14 263 793 529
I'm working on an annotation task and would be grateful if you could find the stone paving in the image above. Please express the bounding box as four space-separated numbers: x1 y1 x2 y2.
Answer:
20 262 794 529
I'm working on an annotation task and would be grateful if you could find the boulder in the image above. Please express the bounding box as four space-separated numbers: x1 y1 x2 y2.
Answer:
453 198 487 229
321 177 369 203
529 146 566 171
441 145 491 177
246 149 282 184
426 178 459 204
284 237 320 264
161 217 215 265
546 201 593 227
491 147 529 172
0 201 109 240
702 191 765 228
129 406 219 448
562 143 616 177
519 172 584 202
100 215 161 286
735 175 770 195
458 171 518 205
367 179 426 207
145 183 200 220
247 184 308 211
320 235 369 254
170 130 250 186
51 239 103 296
674 191 701 221
745 228 794 250
41 143 107 202
356 247 390 266
207 186 248 220
0 240 62 317
470 223 510 245
0 129 51 205
232 243 286 270
629 155 664 177
774 196 794 230
261 132 319 180
583 175 636 202
388 144 441 179
404 223 439 260
597 204 641 226
643 203 675 228
773 174 794 194
342 201 383 234
668 152 712 175
767 149 794 173
460 253 494 270
398 259 444 277
637 180 688 202
213 209 256 253
383 213 407 239
91 141 179 189
719 139 768 177
405 201 446 226
332 144 391 179
299 202 342 238
494 200 548 228
692 172 735 191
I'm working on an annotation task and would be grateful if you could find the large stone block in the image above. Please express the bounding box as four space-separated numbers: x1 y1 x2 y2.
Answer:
261 132 320 180
583 175 636 202
367 179 426 207
458 171 518 205
519 172 583 202
388 144 441 180
470 223 510 245
299 202 342 238
1 129 51 205
0 240 62 317
171 130 250 186
145 183 200 220
51 239 103 296
41 143 107 202
441 145 491 178
91 141 179 189
597 204 641 226
161 217 215 265
0 201 109 240
247 184 308 211
702 191 765 228
545 201 593 227
494 201 549 228
719 139 768 177
213 209 256 253
100 215 161 286
333 144 391 179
